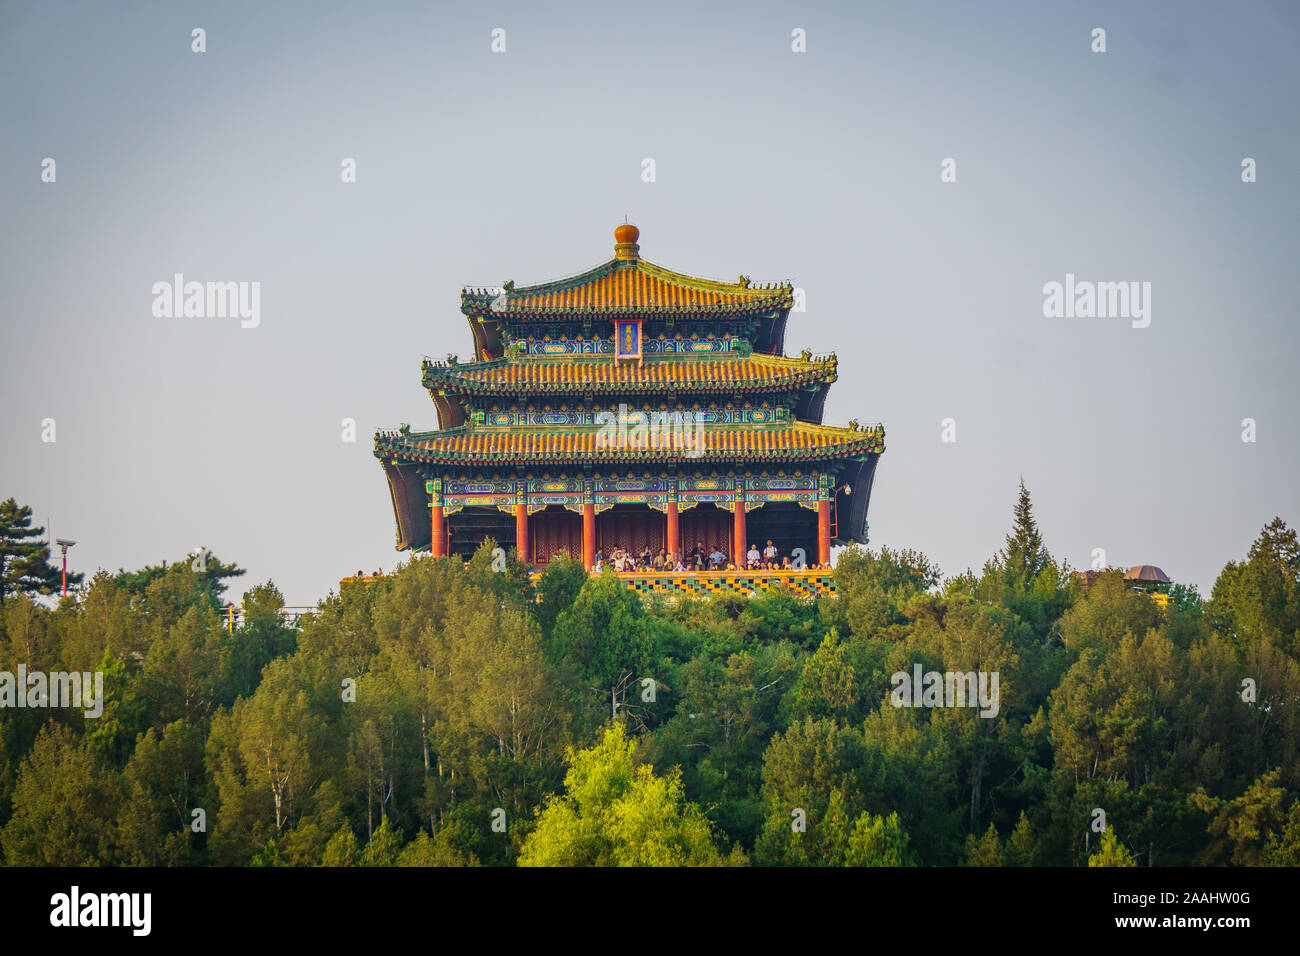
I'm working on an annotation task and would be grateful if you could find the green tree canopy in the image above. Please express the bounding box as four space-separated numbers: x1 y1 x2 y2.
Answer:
519 723 727 867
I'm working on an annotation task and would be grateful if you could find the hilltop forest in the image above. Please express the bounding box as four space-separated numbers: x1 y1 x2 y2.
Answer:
0 486 1297 867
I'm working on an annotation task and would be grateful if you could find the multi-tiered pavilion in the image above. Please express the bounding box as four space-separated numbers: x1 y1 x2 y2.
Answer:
374 225 883 580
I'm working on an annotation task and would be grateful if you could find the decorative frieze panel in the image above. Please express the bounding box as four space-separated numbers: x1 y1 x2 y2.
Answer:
528 498 584 515
679 495 736 512
514 333 740 356
679 476 737 492
528 477 581 494
594 495 669 514
443 478 519 496
429 470 826 516
473 404 787 427
595 477 668 493
435 477 517 516
441 496 515 516
525 476 583 515
645 336 737 354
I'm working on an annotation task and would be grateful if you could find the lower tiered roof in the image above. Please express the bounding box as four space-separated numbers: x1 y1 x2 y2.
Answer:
375 420 884 466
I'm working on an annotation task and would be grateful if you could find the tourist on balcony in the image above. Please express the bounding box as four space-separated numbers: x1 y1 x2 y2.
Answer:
763 540 777 566
708 545 726 570
746 543 760 569
653 549 666 571
781 556 793 570
672 553 686 572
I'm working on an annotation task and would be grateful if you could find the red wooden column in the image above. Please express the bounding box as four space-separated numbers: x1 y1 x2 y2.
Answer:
666 481 679 560
733 489 747 565
817 500 831 566
583 503 596 569
429 478 448 558
515 503 530 566
582 480 596 569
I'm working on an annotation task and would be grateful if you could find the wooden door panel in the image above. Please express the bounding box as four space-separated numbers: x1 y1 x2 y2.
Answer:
532 509 581 566
680 507 732 562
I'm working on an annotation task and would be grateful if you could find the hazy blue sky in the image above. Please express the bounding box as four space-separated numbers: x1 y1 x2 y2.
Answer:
2 0 1297 605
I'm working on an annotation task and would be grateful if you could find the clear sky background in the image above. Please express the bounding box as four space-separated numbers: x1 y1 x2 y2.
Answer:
2 0 1297 606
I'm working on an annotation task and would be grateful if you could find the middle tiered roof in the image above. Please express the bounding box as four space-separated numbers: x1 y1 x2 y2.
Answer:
424 352 836 395
423 352 838 429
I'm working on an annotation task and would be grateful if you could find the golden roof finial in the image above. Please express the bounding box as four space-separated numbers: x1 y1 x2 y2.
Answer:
614 222 640 260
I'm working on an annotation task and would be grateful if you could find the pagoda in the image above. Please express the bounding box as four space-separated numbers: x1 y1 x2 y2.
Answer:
374 225 884 575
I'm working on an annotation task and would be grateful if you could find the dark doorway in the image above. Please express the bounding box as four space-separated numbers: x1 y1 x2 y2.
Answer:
448 506 515 559
746 502 817 566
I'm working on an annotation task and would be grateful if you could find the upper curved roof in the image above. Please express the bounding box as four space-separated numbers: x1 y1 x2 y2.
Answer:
461 227 792 317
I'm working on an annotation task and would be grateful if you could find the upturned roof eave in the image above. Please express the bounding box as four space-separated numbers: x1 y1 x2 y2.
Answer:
419 354 837 394
459 256 794 316
371 422 886 466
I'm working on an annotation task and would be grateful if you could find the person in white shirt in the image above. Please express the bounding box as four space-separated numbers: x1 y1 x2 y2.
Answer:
763 540 777 567
746 543 760 568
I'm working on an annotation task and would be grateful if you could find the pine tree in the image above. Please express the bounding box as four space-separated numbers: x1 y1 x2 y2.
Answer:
1000 479 1048 585
1088 828 1137 867
1006 811 1037 866
845 810 917 867
1248 516 1300 571
0 497 80 602
1265 800 1300 866
962 822 1004 866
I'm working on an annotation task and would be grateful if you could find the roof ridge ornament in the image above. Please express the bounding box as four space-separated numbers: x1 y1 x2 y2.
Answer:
613 223 640 260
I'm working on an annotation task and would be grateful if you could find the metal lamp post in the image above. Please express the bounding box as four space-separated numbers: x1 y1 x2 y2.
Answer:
55 538 76 597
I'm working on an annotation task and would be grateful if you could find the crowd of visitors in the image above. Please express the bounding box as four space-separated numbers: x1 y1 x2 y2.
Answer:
590 539 831 573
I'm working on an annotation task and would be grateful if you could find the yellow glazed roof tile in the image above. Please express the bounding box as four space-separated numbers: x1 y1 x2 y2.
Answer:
423 353 836 393
375 420 884 464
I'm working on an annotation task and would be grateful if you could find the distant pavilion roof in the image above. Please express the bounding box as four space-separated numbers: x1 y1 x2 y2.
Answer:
1124 565 1171 584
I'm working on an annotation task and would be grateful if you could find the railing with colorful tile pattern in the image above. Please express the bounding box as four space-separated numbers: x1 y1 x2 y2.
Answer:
343 568 836 599
526 568 837 599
